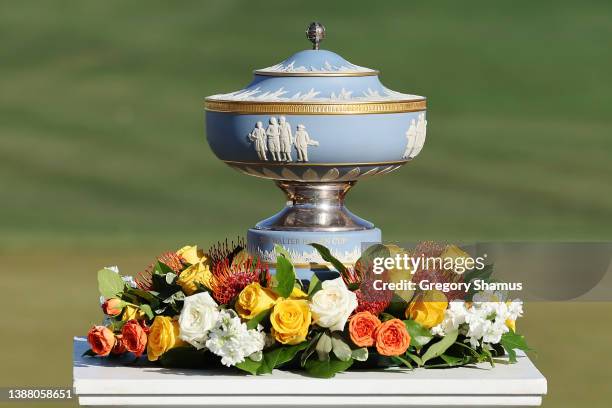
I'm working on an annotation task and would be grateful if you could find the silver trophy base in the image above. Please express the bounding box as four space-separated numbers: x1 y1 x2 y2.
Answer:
254 181 374 232
247 181 381 278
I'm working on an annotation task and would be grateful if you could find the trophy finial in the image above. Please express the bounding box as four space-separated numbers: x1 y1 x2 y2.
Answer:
306 22 325 50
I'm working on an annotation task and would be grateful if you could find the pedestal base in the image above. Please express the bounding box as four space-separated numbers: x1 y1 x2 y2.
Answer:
247 227 381 279
73 337 547 406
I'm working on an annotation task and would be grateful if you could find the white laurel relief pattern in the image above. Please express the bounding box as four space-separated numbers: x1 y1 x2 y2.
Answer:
209 86 422 102
258 60 374 74
252 247 362 264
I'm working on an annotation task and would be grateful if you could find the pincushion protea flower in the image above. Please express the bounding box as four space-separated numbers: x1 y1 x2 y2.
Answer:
136 251 185 290
207 237 246 267
209 256 270 305
342 263 393 316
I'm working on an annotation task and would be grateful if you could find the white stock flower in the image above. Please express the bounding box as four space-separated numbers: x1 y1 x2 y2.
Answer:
206 310 266 367
178 292 220 349
309 277 358 331
432 291 523 347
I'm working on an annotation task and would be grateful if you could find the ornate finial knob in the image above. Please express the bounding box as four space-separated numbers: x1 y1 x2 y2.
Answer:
306 22 325 50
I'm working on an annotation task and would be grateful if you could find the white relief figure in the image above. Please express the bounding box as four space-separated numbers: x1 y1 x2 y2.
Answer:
412 113 427 157
402 119 418 159
248 121 268 161
278 116 293 162
294 124 319 162
266 117 281 161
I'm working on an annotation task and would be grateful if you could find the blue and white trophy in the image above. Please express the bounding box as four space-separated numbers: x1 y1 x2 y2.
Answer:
204 23 427 278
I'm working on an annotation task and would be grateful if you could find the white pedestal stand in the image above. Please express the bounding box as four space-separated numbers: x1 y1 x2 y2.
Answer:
73 337 546 407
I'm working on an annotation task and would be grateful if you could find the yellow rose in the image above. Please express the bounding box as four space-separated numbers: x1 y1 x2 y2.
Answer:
176 245 206 265
441 244 472 274
146 316 185 361
176 262 212 295
236 283 278 319
121 304 145 321
385 244 415 302
270 299 311 345
406 290 448 329
289 286 308 299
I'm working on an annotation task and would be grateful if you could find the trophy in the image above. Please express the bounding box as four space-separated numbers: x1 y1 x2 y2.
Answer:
205 23 427 278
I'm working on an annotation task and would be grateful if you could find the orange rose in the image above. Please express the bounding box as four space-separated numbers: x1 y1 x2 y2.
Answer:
349 311 381 347
87 326 116 356
121 319 148 357
101 298 123 316
111 334 127 355
375 319 411 356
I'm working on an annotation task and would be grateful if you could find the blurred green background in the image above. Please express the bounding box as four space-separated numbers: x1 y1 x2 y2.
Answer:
1 0 611 407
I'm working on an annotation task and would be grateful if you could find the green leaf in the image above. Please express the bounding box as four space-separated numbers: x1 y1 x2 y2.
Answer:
159 346 219 369
153 261 175 275
139 304 154 320
405 351 423 367
500 331 531 363
392 355 413 370
308 243 348 276
307 273 323 297
274 254 295 298
464 264 494 285
235 357 262 375
351 347 369 361
421 329 459 365
440 354 464 366
304 357 353 378
404 320 434 348
257 343 309 374
356 244 390 274
274 244 293 262
97 268 126 298
246 309 270 330
82 349 97 357
330 334 352 362
316 332 332 361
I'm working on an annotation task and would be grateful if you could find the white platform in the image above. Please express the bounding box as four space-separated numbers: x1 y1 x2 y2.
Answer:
73 337 546 407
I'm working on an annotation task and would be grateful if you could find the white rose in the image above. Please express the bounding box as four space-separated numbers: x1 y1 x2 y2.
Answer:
309 277 357 331
178 292 220 349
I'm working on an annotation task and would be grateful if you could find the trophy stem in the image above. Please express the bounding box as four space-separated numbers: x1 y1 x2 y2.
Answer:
254 181 375 232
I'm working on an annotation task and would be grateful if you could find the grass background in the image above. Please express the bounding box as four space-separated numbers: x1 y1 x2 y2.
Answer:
1 0 611 406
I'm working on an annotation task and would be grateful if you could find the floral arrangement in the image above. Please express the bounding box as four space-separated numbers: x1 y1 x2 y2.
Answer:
85 240 531 378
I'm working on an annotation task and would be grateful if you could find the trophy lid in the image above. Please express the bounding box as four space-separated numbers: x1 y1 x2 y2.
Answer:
205 22 425 112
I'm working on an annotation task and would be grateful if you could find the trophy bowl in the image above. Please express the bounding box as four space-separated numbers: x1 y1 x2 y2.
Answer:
204 23 427 277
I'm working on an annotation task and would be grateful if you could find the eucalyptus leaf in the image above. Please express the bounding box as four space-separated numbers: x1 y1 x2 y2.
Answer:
351 347 369 362
300 332 322 367
97 268 126 298
315 332 332 362
330 334 352 362
421 329 459 365
139 304 154 320
165 272 177 285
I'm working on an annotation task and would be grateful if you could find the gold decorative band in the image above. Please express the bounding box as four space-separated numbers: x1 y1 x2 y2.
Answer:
253 70 380 77
204 99 426 115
